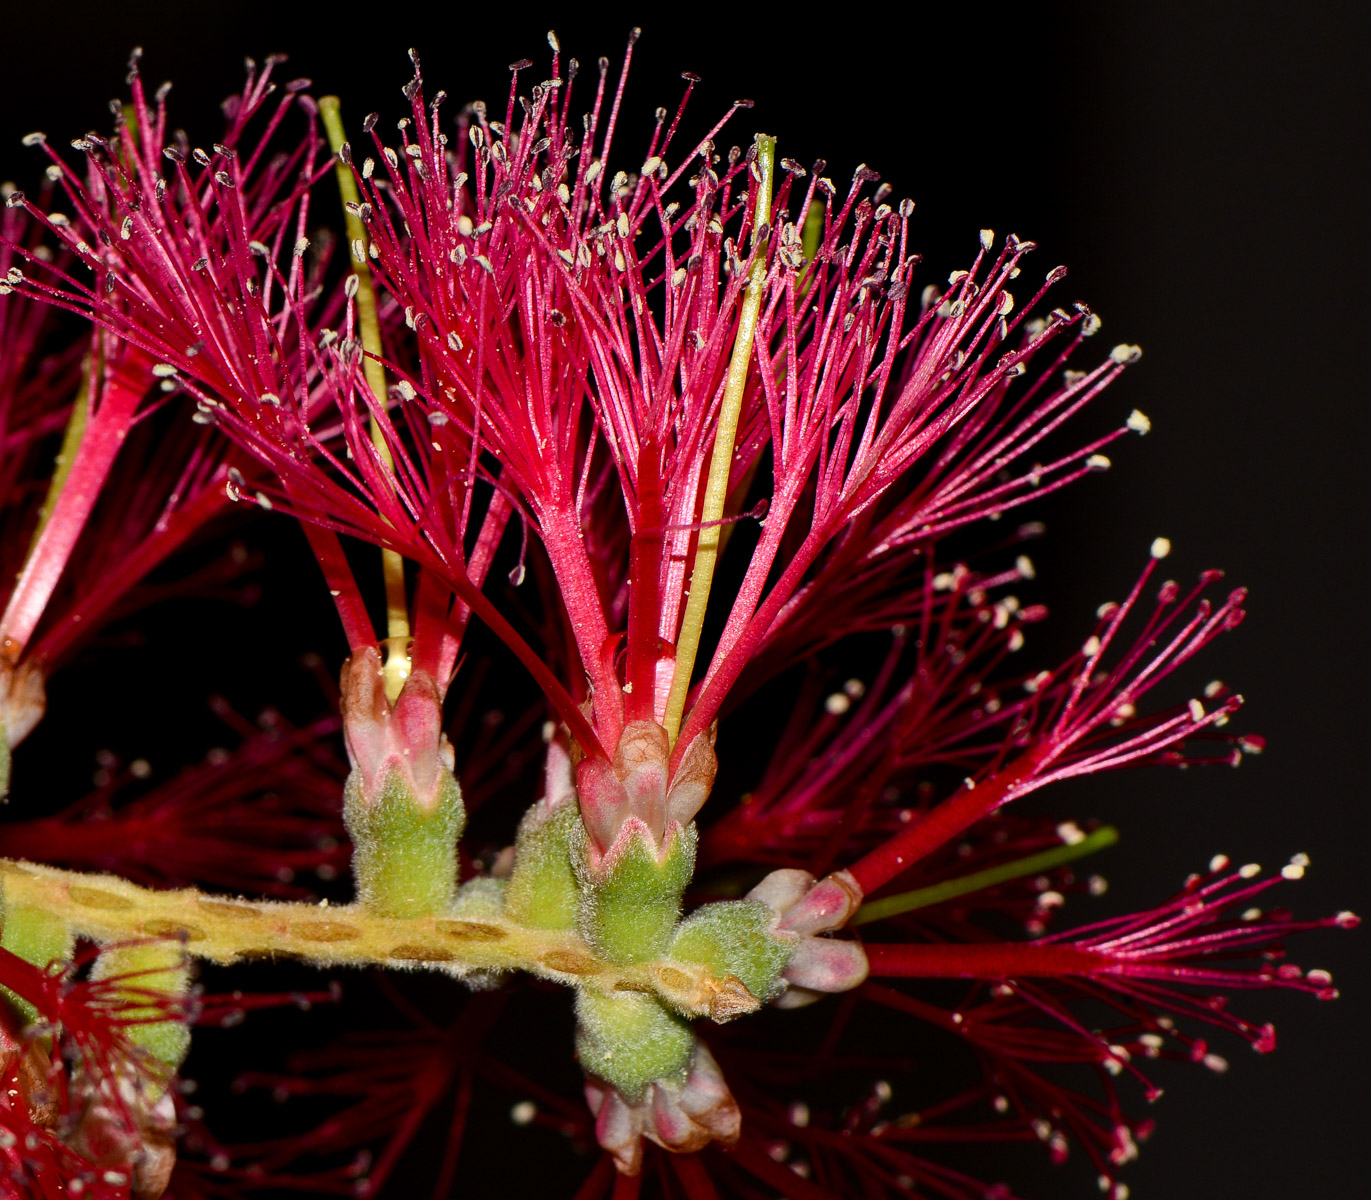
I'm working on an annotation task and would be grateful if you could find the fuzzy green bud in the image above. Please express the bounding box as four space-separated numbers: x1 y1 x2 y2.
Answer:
341 647 466 918
505 801 581 930
669 900 793 1004
575 988 694 1100
344 765 464 918
91 939 191 1079
572 819 696 964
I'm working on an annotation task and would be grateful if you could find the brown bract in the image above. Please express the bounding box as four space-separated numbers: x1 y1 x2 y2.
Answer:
0 658 45 752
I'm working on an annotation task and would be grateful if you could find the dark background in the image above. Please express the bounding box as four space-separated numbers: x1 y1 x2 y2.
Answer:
3 1 1367 1196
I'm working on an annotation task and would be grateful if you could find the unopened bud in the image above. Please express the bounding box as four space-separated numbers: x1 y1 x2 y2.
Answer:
746 868 869 1007
504 738 581 931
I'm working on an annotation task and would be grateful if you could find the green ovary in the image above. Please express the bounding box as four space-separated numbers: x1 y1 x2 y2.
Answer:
504 803 581 931
575 988 694 1100
574 822 697 964
345 764 465 918
670 900 793 1003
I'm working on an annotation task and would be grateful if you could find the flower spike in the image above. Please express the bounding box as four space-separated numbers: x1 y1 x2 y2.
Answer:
0 39 1352 1200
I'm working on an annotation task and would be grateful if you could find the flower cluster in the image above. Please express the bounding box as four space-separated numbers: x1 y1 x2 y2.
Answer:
0 110 263 798
0 34 1352 1200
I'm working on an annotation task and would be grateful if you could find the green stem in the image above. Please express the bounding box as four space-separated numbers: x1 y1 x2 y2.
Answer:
797 198 824 295
662 134 776 747
800 199 824 263
850 826 1119 927
0 859 758 1022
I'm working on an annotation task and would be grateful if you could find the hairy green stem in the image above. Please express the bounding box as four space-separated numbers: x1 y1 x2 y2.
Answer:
0 860 759 1022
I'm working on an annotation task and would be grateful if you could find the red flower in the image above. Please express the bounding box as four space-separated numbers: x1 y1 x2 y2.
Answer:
1 155 257 776
841 547 1249 899
0 38 1353 1200
345 56 1142 768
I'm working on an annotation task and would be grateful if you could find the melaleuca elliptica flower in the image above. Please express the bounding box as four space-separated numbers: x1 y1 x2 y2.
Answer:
0 138 264 798
219 43 1202 1171
0 32 1354 1200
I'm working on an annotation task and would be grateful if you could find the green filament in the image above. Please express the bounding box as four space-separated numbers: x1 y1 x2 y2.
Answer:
851 826 1119 926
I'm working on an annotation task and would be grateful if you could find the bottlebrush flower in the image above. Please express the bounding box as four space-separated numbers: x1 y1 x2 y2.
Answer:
855 858 1356 1198
1 194 74 770
0 34 1354 1200
0 942 341 1200
1 53 476 928
119 47 1160 994
2 52 435 668
836 545 1251 902
29 46 1145 772
298 46 1146 779
1 51 363 662
1 186 257 793
0 335 250 791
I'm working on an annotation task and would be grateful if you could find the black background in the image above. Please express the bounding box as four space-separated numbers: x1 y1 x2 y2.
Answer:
2 2 1367 1196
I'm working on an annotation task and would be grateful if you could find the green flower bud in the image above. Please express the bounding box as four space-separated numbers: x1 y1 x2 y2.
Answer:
91 939 191 1079
575 988 693 1100
669 900 793 1004
505 802 581 931
341 647 465 918
344 764 464 918
450 874 507 917
503 736 580 930
572 818 696 964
